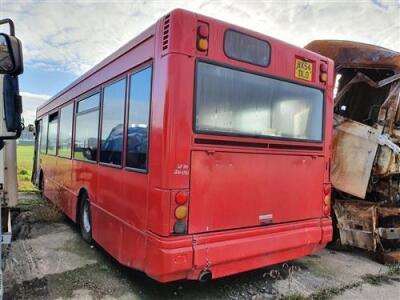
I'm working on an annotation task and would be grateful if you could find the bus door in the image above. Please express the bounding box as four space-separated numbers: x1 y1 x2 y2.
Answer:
31 119 41 186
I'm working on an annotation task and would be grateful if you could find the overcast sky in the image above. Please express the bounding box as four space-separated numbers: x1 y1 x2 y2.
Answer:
0 0 399 124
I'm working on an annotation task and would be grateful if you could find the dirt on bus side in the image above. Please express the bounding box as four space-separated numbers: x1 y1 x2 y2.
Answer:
3 193 400 300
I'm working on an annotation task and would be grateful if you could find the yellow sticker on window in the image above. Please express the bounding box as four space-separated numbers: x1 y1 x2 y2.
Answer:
295 59 313 81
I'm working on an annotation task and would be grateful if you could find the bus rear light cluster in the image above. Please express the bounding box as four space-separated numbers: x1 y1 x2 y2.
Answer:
320 62 328 83
197 23 209 51
323 194 331 216
173 191 189 234
323 184 331 216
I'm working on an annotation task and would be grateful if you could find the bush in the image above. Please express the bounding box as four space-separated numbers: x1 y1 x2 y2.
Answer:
19 168 29 175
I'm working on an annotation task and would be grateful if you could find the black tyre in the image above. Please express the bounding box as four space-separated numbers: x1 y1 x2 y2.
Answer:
39 173 44 198
79 194 93 243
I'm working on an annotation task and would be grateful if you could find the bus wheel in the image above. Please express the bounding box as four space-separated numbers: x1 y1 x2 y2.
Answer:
39 173 44 198
79 194 93 243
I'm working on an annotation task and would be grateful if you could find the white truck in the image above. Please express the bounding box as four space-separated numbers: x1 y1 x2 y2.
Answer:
0 18 23 298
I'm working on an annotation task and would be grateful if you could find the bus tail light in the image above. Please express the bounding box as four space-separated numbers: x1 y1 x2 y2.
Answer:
175 205 188 219
174 220 187 234
198 24 209 38
324 194 331 206
197 23 209 52
323 205 331 216
172 190 189 234
323 183 331 216
320 62 328 83
198 39 208 51
175 191 188 204
323 184 331 196
173 205 188 234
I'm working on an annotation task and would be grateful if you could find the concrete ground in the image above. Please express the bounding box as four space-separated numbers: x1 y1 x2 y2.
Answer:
2 193 400 300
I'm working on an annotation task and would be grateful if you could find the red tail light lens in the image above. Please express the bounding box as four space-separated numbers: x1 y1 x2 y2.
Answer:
198 24 209 38
323 184 331 195
323 205 331 216
175 191 188 204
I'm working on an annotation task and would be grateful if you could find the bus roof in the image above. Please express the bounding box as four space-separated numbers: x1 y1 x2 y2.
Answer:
37 9 331 117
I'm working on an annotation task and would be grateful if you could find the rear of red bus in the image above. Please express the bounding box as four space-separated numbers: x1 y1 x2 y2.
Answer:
144 9 334 282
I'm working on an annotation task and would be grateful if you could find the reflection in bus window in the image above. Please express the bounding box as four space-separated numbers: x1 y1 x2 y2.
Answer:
47 112 58 155
195 62 324 141
40 115 49 153
74 93 100 161
100 79 126 165
58 103 74 158
126 66 152 170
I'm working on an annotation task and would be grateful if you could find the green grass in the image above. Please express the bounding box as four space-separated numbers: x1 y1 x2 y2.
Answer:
17 144 38 192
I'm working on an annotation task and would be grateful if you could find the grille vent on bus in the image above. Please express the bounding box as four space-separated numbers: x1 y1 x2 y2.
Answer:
162 14 171 51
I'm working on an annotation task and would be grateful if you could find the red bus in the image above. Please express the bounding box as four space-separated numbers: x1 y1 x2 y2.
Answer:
32 9 334 282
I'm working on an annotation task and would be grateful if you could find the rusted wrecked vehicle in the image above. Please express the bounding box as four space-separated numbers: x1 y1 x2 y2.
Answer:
306 40 400 263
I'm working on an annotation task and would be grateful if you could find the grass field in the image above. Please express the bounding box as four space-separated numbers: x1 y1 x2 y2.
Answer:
17 144 37 192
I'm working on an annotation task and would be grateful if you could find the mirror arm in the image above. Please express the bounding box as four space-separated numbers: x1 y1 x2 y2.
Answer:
0 18 15 36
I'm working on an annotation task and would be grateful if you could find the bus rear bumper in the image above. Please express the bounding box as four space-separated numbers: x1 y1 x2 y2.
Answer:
144 218 332 282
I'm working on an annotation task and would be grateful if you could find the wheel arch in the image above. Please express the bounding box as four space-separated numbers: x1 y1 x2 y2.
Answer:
38 169 44 187
75 187 89 224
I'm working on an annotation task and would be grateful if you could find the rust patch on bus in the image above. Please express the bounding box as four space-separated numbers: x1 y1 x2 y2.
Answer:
306 40 400 263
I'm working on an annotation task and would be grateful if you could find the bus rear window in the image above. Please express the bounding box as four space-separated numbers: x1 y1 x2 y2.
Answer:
224 30 270 67
195 62 324 142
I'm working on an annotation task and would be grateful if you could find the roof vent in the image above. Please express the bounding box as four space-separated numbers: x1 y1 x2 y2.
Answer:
162 14 170 51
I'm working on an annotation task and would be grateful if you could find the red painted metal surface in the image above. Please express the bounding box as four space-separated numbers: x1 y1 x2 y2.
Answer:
37 9 334 282
189 151 325 233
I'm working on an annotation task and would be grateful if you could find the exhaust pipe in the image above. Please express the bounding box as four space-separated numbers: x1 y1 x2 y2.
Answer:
199 270 212 282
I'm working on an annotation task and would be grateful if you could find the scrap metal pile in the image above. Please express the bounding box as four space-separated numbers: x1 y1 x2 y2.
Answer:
306 40 400 263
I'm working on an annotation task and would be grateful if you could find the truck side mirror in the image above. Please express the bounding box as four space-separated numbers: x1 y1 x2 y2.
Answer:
2 74 22 135
0 33 23 76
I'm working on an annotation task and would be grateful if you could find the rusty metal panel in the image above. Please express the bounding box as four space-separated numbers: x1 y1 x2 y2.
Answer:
333 200 376 251
374 147 394 176
377 227 400 240
304 40 400 71
334 200 400 263
338 229 375 251
381 251 400 264
332 115 383 198
308 39 400 264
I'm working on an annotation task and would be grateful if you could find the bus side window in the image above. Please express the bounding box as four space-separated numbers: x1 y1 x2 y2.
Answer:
100 78 126 166
40 115 49 154
126 66 152 171
74 93 100 161
58 103 74 158
47 112 59 156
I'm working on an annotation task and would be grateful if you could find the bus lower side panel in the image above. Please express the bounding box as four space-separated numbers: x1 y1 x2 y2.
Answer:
144 218 332 282
43 175 78 222
43 176 332 282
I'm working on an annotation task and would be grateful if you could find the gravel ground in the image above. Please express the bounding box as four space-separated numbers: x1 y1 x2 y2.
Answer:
3 193 400 300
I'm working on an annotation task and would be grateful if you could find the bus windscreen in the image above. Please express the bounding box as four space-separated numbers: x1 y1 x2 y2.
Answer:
195 61 324 142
